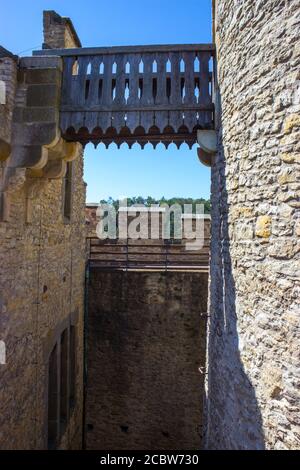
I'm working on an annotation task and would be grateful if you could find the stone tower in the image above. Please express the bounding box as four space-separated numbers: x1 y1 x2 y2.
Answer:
206 0 300 449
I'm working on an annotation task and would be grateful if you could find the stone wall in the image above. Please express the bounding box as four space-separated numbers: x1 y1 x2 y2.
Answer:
85 269 208 450
0 146 86 449
0 12 86 449
206 0 300 450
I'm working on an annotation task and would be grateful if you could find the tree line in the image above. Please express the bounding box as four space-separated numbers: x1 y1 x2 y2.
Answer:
99 196 211 214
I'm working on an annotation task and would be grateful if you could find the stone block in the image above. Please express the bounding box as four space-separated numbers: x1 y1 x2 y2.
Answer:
25 68 61 85
26 84 59 107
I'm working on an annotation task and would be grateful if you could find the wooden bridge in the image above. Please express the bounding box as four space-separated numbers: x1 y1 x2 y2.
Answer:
34 44 215 148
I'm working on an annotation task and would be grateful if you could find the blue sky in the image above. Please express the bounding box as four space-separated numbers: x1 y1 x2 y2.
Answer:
1 0 212 202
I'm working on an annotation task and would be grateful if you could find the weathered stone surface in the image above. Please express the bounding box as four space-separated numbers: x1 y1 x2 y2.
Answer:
255 215 272 238
0 146 86 449
0 12 86 450
205 0 300 450
43 11 81 50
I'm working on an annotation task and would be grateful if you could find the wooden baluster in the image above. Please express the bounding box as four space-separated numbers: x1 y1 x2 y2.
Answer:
154 52 168 133
199 51 210 105
61 56 74 106
155 53 168 105
140 53 155 133
86 55 101 105
85 55 102 133
127 54 140 106
112 54 127 132
114 54 126 107
183 52 197 133
101 54 113 106
169 52 183 132
98 54 114 133
76 56 90 106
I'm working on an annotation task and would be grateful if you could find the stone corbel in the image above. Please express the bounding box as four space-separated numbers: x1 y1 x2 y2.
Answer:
197 130 217 167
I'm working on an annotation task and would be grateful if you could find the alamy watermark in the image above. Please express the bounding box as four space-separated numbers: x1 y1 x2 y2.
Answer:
95 198 207 250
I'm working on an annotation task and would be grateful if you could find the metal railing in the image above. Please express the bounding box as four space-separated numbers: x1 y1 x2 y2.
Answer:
87 237 210 271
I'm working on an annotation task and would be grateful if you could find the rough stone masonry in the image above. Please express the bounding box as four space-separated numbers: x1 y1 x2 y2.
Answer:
206 0 300 450
85 270 208 450
0 12 86 449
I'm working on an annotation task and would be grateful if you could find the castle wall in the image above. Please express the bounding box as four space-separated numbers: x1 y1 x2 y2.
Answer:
0 11 86 450
206 0 300 449
0 148 86 449
85 269 208 450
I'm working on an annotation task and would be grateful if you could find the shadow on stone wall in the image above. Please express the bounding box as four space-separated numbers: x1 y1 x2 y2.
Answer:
205 121 265 449
85 270 208 450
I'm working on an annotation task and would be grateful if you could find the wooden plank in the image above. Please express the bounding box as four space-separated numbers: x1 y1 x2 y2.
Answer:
60 48 214 135
126 53 141 133
86 56 102 106
199 51 210 105
114 54 126 107
111 54 127 132
183 52 196 106
98 54 113 132
155 53 168 105
61 104 213 112
140 53 154 106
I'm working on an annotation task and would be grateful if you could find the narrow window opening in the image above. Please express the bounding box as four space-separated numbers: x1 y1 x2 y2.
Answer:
152 78 157 101
125 62 130 74
194 78 200 103
60 329 69 436
180 59 185 73
194 56 200 73
98 79 103 100
139 60 144 74
112 62 117 74
152 60 157 73
99 62 104 74
166 59 171 73
138 78 143 99
87 62 92 75
125 80 130 103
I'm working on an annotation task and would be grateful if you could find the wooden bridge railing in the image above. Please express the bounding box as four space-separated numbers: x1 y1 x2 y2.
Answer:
34 44 215 147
